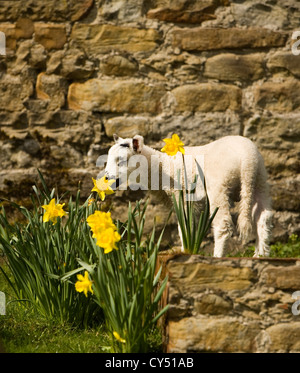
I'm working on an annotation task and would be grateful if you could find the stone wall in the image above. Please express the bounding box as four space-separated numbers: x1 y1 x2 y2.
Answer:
161 254 300 353
0 0 299 248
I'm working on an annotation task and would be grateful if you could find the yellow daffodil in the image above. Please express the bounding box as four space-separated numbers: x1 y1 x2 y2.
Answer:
75 271 93 297
161 134 185 156
91 176 115 201
94 227 121 254
86 211 116 234
87 211 121 253
113 331 126 344
42 198 67 225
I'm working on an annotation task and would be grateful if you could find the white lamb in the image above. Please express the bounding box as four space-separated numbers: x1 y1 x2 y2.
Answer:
104 134 273 257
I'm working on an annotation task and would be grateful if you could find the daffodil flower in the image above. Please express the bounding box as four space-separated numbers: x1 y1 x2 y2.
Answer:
86 211 121 253
91 176 115 201
161 134 185 156
94 227 121 254
86 211 116 233
75 271 93 297
42 198 67 225
113 331 126 344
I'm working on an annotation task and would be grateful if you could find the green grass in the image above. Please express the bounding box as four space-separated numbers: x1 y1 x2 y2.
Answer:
0 302 162 353
1 308 110 353
0 261 109 353
0 260 163 353
232 234 300 258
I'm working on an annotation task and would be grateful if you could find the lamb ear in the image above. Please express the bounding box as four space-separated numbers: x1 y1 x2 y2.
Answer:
132 135 144 153
113 133 119 143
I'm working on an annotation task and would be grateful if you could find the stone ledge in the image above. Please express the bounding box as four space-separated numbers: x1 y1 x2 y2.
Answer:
158 255 300 353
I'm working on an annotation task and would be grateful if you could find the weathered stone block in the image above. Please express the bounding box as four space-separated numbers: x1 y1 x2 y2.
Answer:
0 74 33 112
267 51 300 78
244 114 300 179
263 265 300 290
14 40 47 70
50 144 84 168
168 317 260 353
47 49 95 79
104 117 152 138
0 24 17 49
147 8 216 24
245 114 300 149
69 0 94 22
46 51 65 75
28 110 100 148
266 323 300 352
36 73 67 110
0 111 28 130
255 79 300 112
171 27 287 51
164 257 300 353
194 293 232 315
271 177 300 212
98 0 144 22
172 83 242 112
272 211 300 243
100 55 138 77
15 18 34 39
204 53 265 81
34 23 67 50
0 0 94 22
0 20 33 51
150 0 229 14
231 2 288 29
68 79 165 114
0 169 38 201
167 260 254 291
155 112 241 146
71 24 161 54
61 49 95 80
